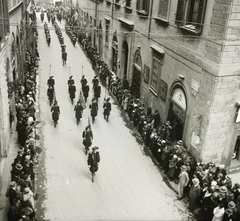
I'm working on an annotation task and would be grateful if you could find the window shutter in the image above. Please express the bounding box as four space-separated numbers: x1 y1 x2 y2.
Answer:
158 0 169 19
175 0 186 26
195 0 206 33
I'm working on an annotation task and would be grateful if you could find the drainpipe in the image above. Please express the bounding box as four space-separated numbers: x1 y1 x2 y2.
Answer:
148 0 153 40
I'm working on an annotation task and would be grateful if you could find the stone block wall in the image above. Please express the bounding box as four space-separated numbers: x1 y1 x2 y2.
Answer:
202 74 240 162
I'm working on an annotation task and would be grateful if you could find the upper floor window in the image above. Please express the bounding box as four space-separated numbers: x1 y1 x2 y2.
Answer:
158 0 170 20
136 0 149 15
105 23 109 46
126 0 131 7
175 0 207 35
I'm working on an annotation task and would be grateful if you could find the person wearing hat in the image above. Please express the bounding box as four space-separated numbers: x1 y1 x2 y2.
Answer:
167 155 178 181
231 183 240 202
68 81 76 104
87 146 100 182
11 163 24 182
177 165 190 200
188 178 201 212
223 208 234 221
82 80 90 102
47 76 55 88
81 75 88 88
47 85 54 106
92 75 99 91
5 181 17 205
62 49 67 66
200 187 214 221
89 97 98 124
51 100 60 127
82 125 93 155
103 97 111 122
74 100 84 125
222 176 233 190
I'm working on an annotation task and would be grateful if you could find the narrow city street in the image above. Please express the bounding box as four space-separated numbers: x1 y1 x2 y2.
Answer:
35 12 190 220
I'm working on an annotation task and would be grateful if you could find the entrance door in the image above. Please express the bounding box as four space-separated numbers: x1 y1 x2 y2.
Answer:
168 87 187 142
131 67 141 98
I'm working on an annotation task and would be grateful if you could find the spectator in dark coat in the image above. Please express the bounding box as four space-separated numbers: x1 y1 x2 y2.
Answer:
189 178 201 212
89 98 98 124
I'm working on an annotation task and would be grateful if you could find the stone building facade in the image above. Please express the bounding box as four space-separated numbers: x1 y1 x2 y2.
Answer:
76 0 240 172
0 0 34 182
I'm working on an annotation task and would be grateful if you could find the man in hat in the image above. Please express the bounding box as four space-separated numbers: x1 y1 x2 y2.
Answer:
62 49 67 66
103 97 111 122
177 165 189 200
68 82 76 104
188 178 201 212
82 125 93 155
5 181 17 205
74 101 83 125
51 100 60 127
82 81 90 102
223 208 234 221
231 183 240 202
47 76 55 88
81 75 88 88
89 97 98 124
87 146 100 182
68 76 75 87
94 81 101 102
47 85 54 106
92 76 99 91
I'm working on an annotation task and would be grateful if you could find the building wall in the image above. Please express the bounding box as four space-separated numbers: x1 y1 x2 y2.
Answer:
76 0 240 169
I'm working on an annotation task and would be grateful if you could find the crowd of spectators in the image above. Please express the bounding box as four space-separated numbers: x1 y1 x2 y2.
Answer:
5 13 39 221
69 13 240 221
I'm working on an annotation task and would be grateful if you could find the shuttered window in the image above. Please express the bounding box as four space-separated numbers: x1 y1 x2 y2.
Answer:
175 0 206 34
150 57 162 94
158 0 170 19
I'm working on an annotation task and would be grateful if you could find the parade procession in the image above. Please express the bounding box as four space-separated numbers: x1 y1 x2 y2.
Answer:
1 1 240 221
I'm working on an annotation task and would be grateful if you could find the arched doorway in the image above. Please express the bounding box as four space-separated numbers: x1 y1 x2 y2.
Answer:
131 50 142 98
121 41 129 89
98 21 103 57
112 33 118 74
168 86 187 142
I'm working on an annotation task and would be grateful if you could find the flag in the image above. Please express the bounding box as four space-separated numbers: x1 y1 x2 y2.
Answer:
79 91 86 109
236 107 240 123
26 2 32 14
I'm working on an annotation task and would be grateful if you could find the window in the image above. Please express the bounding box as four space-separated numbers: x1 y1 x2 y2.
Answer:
175 0 207 34
126 0 131 7
158 0 170 20
105 23 109 46
136 0 149 15
150 57 162 96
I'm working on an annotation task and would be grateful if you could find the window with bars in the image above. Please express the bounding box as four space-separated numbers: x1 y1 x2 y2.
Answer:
158 0 170 20
136 0 149 15
175 0 206 35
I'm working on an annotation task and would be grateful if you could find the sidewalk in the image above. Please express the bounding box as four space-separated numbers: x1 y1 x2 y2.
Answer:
0 122 20 221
